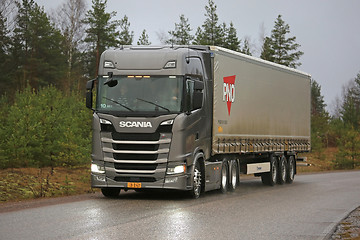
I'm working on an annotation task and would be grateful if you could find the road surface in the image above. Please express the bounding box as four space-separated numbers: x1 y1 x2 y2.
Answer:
1 171 359 240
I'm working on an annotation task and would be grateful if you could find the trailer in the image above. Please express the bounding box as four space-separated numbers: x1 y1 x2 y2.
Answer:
86 45 311 198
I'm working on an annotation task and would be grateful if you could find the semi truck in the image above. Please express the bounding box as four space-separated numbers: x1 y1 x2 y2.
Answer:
86 45 311 198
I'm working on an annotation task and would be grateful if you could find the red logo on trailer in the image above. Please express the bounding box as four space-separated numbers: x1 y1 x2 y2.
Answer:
223 75 236 116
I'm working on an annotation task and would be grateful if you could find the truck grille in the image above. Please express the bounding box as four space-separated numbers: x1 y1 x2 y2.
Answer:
101 124 172 181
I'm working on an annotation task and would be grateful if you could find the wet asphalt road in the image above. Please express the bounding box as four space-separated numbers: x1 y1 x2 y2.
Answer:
1 171 360 240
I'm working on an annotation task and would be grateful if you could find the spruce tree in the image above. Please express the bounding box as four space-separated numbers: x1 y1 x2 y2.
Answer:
261 15 303 68
310 79 329 152
240 37 252 56
118 15 134 45
168 14 194 45
83 0 120 77
137 29 151 45
224 22 240 51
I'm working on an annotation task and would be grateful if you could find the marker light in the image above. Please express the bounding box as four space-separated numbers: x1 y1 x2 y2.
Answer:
104 61 115 68
160 119 174 125
164 61 176 69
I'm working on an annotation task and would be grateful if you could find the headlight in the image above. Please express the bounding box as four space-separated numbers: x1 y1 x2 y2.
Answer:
167 164 186 175
91 163 105 174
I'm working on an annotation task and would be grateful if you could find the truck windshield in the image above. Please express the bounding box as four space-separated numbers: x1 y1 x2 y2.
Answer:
96 76 183 114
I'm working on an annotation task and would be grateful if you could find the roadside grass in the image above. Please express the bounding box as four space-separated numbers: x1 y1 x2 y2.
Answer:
0 166 95 203
298 147 338 173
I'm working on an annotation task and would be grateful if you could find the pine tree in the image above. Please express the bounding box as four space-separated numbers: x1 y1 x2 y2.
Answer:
168 14 194 45
83 0 120 77
137 29 151 45
0 9 11 95
10 0 67 90
194 0 223 46
118 15 134 45
261 15 303 68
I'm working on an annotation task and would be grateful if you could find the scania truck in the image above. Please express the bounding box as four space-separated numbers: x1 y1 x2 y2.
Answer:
86 45 311 198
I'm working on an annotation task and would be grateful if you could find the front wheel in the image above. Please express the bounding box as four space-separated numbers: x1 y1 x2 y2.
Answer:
189 160 202 199
101 188 120 198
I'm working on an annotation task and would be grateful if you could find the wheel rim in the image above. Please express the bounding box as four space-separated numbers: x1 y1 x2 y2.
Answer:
271 159 277 184
221 165 227 190
193 166 201 197
231 162 237 189
289 157 295 181
281 158 286 181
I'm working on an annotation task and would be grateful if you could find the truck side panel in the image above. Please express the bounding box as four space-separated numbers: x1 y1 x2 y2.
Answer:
212 47 311 155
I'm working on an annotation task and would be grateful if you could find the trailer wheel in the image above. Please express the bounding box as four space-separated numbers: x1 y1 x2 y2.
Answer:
101 188 120 198
229 160 238 191
189 160 202 199
220 161 229 193
278 155 287 185
261 154 278 186
286 156 295 183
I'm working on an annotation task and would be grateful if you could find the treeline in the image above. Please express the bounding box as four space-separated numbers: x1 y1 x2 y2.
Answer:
0 0 358 169
311 74 360 169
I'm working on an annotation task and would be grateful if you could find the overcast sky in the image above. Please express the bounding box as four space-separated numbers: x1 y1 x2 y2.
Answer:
36 0 360 112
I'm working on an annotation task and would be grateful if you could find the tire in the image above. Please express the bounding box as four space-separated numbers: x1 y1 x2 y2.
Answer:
261 154 278 186
101 188 120 198
286 156 295 184
189 160 202 199
229 160 238 192
278 155 287 185
220 161 229 193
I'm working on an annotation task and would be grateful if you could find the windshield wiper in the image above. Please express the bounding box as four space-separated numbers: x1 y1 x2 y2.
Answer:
136 98 170 112
102 97 134 112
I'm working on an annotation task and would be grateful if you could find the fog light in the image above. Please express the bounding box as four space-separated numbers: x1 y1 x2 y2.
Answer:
165 177 178 183
91 163 105 174
96 175 106 181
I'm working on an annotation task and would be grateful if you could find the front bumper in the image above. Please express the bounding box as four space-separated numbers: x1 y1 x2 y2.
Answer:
91 173 190 191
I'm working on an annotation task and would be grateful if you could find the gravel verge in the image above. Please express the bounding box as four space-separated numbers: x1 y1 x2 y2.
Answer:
330 206 360 240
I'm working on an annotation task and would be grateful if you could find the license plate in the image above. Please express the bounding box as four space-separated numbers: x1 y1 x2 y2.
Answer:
127 182 141 188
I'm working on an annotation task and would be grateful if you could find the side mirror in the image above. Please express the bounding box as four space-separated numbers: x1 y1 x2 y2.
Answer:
86 79 95 110
86 91 93 109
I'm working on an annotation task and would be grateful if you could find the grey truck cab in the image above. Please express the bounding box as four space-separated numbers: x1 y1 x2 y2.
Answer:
86 46 213 198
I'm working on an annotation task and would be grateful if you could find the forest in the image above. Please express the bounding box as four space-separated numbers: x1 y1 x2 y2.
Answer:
0 0 359 170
